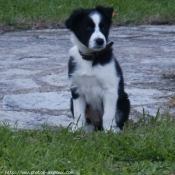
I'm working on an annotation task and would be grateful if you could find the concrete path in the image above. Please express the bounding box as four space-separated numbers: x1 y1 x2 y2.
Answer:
0 25 175 129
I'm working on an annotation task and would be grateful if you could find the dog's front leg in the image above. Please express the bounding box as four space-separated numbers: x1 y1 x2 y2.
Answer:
72 95 86 131
102 91 120 132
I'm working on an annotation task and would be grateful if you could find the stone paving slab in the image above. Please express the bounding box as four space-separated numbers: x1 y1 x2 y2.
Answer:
3 91 70 110
0 25 175 129
0 79 40 91
0 111 73 129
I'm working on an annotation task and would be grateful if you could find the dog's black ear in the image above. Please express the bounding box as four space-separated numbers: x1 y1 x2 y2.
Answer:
65 9 85 30
95 6 113 21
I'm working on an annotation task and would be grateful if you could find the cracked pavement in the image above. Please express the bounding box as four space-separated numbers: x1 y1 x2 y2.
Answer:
0 25 175 129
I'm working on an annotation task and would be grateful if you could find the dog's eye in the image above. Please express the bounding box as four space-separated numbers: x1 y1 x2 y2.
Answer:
100 23 106 31
102 26 106 30
86 26 92 31
101 26 106 30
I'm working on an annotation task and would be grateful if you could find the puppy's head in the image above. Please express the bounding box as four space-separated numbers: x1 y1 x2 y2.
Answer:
65 6 113 52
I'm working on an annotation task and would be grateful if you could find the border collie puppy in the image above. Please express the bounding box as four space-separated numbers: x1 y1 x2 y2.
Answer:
65 6 130 132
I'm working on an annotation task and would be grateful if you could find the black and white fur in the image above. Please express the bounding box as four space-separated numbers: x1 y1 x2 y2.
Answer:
65 6 130 132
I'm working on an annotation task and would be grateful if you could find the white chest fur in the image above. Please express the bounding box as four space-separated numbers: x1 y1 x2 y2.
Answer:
69 46 119 109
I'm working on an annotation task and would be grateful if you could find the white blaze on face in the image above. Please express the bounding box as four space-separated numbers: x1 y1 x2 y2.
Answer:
89 13 106 51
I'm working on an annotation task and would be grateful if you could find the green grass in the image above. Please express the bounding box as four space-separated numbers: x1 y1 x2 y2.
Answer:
1 1 175 174
0 114 175 174
0 0 175 30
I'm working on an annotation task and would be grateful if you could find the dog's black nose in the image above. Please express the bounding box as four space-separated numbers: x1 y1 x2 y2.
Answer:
96 38 104 46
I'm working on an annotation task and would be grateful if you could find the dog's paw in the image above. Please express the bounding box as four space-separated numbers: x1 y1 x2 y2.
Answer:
70 124 81 132
71 124 94 133
112 126 121 133
104 126 121 133
84 125 94 133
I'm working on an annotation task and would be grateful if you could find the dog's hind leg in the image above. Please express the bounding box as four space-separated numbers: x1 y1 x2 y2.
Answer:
116 93 130 130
